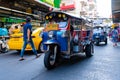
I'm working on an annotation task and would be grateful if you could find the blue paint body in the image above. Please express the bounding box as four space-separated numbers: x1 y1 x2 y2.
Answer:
42 30 68 52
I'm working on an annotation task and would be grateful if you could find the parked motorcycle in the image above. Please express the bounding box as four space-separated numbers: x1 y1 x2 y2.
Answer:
0 36 9 53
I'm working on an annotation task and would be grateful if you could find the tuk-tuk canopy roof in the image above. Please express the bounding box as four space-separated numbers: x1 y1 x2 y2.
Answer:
45 11 85 21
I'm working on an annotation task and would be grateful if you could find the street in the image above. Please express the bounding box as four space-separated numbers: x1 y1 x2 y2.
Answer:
0 0 119 80
0 40 120 80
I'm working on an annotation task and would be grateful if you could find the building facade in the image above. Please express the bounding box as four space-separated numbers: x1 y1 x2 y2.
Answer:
112 0 120 23
60 0 97 18
0 0 50 28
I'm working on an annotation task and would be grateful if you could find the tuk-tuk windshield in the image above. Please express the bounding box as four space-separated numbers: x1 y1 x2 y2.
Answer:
93 26 105 34
45 20 68 28
57 21 67 28
45 12 69 28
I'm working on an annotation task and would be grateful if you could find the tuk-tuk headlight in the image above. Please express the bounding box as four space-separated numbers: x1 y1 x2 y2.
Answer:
48 31 54 38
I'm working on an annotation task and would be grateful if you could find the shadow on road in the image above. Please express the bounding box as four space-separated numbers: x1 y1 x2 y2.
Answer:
0 50 42 57
58 54 93 67
32 54 94 80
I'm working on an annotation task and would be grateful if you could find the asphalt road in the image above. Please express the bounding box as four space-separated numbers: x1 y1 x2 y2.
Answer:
0 40 120 80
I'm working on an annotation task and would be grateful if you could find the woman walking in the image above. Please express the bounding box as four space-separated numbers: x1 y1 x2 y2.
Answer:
111 27 119 47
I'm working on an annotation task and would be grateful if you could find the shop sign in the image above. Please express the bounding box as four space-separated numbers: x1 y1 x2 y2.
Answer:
40 0 54 6
54 0 61 8
40 0 61 8
45 0 54 6
60 0 75 10
0 17 25 23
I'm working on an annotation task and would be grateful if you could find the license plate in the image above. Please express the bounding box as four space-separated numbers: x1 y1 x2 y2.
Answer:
46 24 58 31
95 36 99 38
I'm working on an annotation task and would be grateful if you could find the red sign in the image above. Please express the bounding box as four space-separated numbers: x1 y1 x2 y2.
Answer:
60 4 75 10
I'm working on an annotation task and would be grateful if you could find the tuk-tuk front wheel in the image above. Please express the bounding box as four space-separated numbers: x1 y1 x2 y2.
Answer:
96 39 99 46
44 45 58 70
105 38 107 45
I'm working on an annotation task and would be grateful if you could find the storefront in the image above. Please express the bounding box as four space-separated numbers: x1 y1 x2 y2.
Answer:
0 15 25 29
0 0 51 29
112 12 120 23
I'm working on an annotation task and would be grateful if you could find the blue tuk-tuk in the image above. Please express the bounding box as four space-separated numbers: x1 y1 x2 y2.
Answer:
92 26 107 45
41 11 94 69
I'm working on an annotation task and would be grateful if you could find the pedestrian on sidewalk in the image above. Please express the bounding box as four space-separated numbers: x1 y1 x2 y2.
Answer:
19 16 40 61
111 26 119 47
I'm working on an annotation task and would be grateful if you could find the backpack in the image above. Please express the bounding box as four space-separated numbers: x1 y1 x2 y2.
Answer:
112 29 118 37
0 28 8 36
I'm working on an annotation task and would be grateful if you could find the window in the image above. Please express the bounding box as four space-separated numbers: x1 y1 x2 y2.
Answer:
57 21 67 28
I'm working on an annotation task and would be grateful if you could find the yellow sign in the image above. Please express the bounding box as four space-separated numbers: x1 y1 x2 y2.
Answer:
45 24 59 31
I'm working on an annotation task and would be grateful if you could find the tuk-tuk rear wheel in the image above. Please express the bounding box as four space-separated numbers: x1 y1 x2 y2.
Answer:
85 44 94 57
